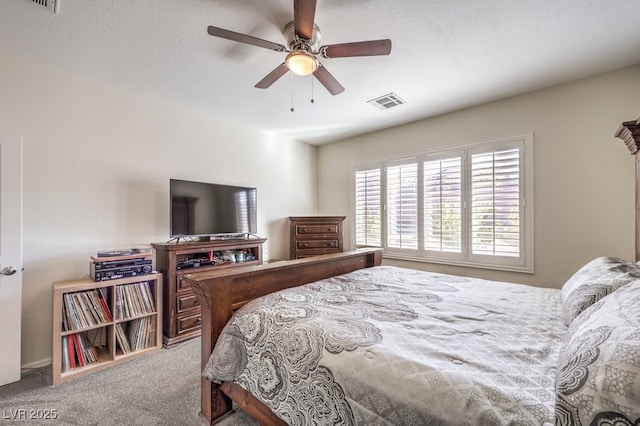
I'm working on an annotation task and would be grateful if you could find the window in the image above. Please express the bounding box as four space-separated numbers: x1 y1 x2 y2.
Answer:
387 160 418 250
470 147 520 258
352 134 533 272
424 154 463 255
354 167 382 247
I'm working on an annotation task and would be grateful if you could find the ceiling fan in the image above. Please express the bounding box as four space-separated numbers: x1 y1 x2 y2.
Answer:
207 0 392 96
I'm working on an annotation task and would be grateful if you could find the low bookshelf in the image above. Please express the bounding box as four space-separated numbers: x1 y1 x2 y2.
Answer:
51 273 162 385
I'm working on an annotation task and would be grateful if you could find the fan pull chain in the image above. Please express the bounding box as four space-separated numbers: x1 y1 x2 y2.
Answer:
290 72 295 112
310 76 315 104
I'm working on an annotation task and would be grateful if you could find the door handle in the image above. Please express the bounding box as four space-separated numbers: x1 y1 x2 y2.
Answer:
1 266 17 276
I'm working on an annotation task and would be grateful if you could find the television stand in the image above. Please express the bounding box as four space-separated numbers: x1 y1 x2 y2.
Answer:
151 238 266 347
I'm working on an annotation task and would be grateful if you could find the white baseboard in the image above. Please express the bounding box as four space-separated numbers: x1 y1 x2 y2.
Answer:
21 358 51 372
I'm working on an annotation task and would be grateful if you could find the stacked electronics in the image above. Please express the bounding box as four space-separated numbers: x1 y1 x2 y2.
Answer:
90 247 153 282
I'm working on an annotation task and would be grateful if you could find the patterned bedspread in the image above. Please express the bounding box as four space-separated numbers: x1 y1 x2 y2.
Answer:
203 266 565 425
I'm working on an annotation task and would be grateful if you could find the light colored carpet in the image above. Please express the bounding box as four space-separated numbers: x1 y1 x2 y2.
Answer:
0 338 258 425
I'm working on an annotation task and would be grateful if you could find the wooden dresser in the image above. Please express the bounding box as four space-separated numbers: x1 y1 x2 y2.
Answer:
289 216 345 259
151 238 266 347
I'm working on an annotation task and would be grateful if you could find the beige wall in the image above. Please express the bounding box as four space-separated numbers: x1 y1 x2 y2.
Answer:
318 65 640 289
0 53 318 368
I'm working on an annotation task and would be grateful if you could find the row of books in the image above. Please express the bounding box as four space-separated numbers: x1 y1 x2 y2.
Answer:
62 289 112 331
115 317 155 354
114 281 156 320
62 333 100 372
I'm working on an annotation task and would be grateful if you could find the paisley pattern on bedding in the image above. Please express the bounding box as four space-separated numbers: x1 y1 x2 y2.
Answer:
556 326 612 395
555 282 640 426
203 265 565 425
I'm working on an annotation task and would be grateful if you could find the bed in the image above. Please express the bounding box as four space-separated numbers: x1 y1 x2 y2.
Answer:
184 116 640 425
185 248 640 425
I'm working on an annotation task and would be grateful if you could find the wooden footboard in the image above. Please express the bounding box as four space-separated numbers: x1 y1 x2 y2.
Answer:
184 248 383 425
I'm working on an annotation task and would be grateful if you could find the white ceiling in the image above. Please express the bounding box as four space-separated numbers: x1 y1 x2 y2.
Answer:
3 0 640 144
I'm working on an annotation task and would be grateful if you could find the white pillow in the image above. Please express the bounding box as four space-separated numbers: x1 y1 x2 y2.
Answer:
556 281 640 425
560 256 640 326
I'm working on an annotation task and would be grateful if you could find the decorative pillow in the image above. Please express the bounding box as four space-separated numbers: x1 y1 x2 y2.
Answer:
561 256 640 326
555 281 640 425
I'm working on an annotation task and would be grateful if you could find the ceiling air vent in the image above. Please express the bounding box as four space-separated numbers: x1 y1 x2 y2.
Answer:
27 0 60 13
368 93 405 110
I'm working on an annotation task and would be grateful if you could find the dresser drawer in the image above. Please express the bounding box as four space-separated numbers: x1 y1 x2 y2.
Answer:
295 224 340 236
177 312 201 335
177 293 199 313
296 248 342 257
297 239 339 250
176 276 191 292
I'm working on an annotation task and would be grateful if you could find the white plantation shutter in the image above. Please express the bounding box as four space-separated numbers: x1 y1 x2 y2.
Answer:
424 156 462 253
354 167 382 246
351 134 532 272
471 148 521 257
387 161 418 249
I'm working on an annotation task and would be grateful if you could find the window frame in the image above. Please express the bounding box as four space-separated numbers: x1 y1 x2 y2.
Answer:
353 165 384 248
385 157 419 253
350 134 534 273
422 149 466 263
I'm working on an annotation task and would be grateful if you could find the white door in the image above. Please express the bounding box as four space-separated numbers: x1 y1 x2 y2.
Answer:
0 131 23 386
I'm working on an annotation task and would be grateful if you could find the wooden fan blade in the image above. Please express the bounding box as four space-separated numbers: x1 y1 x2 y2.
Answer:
294 0 316 40
207 26 286 52
255 63 289 89
313 64 345 95
322 39 392 58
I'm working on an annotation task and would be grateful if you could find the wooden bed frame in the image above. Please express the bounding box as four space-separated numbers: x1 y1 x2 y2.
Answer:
184 248 383 425
615 115 640 261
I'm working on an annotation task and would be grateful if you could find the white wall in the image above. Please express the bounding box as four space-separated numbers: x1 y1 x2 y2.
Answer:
0 52 317 368
318 65 640 289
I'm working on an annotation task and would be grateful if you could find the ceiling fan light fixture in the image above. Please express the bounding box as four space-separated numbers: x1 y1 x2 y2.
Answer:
285 51 318 76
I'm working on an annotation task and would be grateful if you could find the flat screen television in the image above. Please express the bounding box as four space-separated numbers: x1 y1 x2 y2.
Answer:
170 179 257 238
